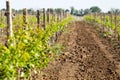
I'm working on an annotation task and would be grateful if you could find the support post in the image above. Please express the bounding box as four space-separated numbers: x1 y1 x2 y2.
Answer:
6 0 13 43
60 10 63 21
36 10 40 28
43 8 46 30
47 8 50 24
53 10 56 22
114 12 118 40
23 8 27 30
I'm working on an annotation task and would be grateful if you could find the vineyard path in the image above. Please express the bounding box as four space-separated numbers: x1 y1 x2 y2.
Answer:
42 21 120 80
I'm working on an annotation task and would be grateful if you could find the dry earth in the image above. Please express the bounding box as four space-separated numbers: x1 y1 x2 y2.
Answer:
42 21 120 80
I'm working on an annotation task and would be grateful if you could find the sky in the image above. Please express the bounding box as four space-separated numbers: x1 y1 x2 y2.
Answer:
0 0 120 12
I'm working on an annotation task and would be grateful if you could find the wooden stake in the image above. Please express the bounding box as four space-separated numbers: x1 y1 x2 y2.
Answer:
63 10 65 19
100 13 103 32
103 13 106 31
118 14 120 40
36 10 40 28
60 10 63 21
65 11 68 18
6 0 13 40
43 8 46 30
23 8 27 30
0 11 3 20
53 10 56 22
114 12 117 39
57 12 60 22
47 8 50 24
109 13 113 36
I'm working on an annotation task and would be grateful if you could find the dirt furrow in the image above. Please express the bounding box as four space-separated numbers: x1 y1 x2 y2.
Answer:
85 26 120 76
42 21 120 80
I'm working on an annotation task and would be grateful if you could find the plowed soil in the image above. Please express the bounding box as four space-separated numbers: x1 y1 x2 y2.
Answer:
42 21 120 80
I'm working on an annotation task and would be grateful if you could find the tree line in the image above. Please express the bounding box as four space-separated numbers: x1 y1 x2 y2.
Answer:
0 6 120 16
70 6 120 16
0 8 69 15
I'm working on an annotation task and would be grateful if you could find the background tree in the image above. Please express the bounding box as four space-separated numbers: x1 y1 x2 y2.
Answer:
70 7 75 15
84 8 91 15
79 9 84 16
1 8 6 11
49 8 54 14
108 8 120 14
74 10 79 15
55 8 63 14
27 8 35 15
65 9 70 13
90 6 101 13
